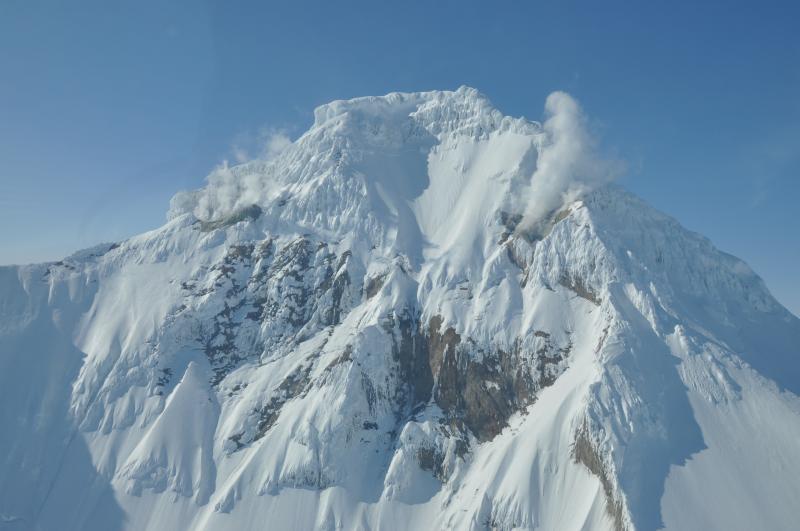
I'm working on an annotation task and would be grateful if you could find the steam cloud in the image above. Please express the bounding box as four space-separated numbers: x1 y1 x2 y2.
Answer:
519 91 621 231
170 91 619 225
168 130 292 221
231 128 292 164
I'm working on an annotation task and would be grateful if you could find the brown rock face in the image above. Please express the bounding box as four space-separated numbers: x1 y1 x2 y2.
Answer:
427 317 568 442
224 295 569 475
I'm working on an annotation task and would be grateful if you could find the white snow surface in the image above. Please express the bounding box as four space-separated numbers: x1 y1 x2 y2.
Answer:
1 87 799 531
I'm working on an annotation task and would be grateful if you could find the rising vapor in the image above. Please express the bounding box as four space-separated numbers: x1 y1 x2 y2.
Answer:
520 91 621 232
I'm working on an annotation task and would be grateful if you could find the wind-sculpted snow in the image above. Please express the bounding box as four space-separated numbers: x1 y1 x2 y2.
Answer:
2 87 800 531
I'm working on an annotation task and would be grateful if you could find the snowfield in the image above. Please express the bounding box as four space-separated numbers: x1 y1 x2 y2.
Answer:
1 87 799 531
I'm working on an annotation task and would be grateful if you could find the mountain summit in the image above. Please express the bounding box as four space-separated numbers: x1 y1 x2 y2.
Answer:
1 88 799 531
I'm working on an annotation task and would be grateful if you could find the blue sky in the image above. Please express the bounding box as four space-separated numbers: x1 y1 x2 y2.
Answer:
1 0 798 314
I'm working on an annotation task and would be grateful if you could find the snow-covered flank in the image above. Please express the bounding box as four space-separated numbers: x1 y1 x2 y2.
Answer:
1 87 799 531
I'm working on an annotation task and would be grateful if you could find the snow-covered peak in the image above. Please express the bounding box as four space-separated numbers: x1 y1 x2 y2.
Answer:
310 86 538 139
4 88 799 531
170 87 548 226
166 81 779 325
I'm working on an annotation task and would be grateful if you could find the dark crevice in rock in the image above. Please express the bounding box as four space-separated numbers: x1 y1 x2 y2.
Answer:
427 315 460 380
324 345 353 372
154 368 173 395
596 325 610 354
510 207 573 243
318 250 352 326
198 204 262 232
230 363 314 450
504 241 529 272
364 273 387 299
573 422 628 531
417 445 446 480
560 273 601 305
156 368 172 387
361 371 378 417
227 382 248 398
385 310 434 416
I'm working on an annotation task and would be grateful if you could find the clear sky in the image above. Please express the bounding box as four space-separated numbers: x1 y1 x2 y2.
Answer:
1 0 798 315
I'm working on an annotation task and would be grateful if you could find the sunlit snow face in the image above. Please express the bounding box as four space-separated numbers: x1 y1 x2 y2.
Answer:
168 88 622 229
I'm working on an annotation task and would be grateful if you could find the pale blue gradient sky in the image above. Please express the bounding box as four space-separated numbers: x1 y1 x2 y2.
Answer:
1 0 798 314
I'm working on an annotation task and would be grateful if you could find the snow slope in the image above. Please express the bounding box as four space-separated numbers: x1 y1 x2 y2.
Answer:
1 87 799 531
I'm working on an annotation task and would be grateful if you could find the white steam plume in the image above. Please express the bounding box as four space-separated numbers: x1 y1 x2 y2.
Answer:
168 129 292 221
230 128 292 164
520 91 621 231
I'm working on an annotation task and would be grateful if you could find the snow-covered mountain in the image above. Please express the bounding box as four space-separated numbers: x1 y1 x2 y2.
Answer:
2 87 799 531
